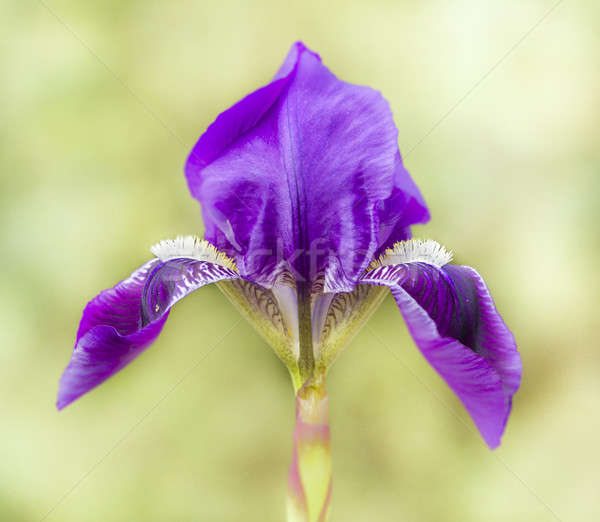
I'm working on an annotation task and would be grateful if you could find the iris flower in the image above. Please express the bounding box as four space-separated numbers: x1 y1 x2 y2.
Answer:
58 42 521 521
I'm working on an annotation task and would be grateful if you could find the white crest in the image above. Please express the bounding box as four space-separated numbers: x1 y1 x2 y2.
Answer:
150 236 237 269
371 239 453 269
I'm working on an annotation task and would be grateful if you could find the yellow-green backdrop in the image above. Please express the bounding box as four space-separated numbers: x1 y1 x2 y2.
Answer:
1 1 598 520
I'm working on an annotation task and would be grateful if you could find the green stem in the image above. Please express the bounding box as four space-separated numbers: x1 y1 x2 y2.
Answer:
287 374 331 522
297 281 314 383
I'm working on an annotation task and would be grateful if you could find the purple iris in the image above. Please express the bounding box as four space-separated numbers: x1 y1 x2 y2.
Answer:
58 42 521 452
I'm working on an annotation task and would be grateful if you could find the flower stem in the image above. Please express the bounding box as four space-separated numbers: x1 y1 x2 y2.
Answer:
287 374 331 522
297 281 315 382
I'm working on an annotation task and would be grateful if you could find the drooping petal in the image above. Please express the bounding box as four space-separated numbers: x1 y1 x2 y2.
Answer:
361 247 521 448
57 256 238 409
185 41 429 291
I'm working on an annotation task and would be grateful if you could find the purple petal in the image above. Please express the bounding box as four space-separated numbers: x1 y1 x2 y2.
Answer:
57 258 238 409
361 263 521 448
185 42 429 290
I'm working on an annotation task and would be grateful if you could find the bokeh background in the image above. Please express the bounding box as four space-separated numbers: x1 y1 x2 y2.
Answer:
1 1 599 520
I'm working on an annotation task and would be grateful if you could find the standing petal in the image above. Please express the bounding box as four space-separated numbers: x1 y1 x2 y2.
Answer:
57 251 238 409
185 42 429 290
361 242 521 448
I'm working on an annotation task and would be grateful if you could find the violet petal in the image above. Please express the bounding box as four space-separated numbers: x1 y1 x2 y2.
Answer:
185 42 429 290
57 258 238 409
361 262 521 448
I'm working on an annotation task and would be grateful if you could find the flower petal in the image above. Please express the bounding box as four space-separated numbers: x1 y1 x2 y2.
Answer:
361 262 521 448
185 42 429 290
57 258 238 409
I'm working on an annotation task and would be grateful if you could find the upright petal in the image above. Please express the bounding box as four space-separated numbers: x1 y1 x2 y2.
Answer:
57 253 238 409
185 42 429 291
361 242 521 448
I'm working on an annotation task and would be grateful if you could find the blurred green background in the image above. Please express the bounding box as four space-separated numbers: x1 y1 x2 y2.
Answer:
1 0 599 520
